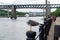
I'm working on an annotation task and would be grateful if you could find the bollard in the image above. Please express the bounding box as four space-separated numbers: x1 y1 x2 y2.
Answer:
26 31 36 40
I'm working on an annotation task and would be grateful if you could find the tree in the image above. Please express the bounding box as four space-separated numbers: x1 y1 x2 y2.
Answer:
51 8 60 17
0 10 27 17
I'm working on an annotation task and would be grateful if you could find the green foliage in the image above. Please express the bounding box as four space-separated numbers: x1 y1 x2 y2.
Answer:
0 10 27 17
0 10 8 16
51 8 60 17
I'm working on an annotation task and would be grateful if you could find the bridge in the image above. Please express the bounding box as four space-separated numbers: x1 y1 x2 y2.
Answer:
0 4 60 19
0 4 60 9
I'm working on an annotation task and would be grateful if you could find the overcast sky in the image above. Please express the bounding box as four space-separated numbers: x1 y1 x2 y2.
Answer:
0 0 59 12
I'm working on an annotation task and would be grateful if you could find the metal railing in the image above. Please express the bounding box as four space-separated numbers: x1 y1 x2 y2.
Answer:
26 17 52 40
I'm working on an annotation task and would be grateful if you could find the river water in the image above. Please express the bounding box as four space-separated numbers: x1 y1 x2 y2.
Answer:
0 17 44 40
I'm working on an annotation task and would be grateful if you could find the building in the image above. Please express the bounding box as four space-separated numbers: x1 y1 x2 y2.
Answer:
28 12 46 17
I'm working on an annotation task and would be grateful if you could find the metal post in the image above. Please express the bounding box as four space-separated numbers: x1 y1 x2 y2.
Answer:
46 0 48 18
47 1 51 16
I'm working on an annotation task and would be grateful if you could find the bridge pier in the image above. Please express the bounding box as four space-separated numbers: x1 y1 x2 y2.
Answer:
11 5 17 19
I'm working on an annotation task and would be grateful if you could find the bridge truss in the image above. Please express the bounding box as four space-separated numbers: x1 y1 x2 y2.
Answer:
0 4 60 9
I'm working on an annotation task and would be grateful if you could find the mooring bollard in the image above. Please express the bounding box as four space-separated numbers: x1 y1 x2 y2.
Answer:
26 31 36 40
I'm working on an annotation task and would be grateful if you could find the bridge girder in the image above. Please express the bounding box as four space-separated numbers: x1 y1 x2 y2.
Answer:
0 4 60 9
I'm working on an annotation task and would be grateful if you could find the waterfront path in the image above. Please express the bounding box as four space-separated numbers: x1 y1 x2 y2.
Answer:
47 17 60 40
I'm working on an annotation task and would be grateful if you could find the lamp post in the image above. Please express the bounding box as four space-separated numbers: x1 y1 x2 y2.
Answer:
48 1 51 17
46 0 48 18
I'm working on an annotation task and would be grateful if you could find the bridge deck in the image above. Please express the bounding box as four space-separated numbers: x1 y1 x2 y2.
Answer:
47 17 60 40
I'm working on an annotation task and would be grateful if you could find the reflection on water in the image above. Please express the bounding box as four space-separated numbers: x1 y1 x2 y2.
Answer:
0 17 44 40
